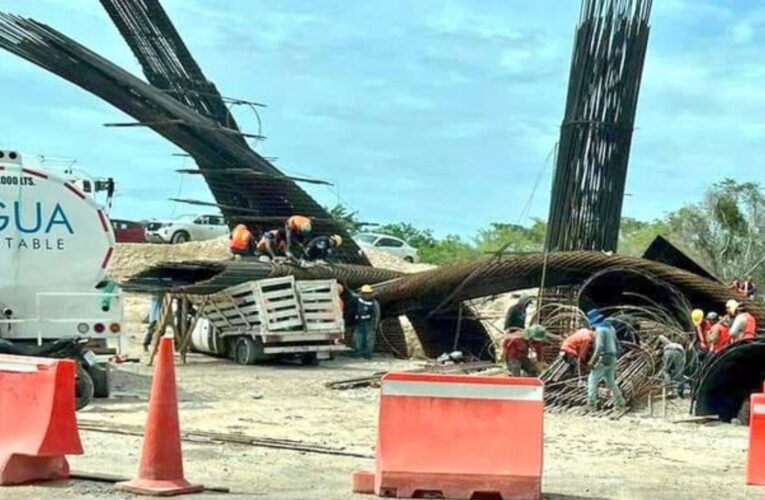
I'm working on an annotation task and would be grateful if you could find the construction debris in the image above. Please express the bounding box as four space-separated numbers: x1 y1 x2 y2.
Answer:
325 361 497 390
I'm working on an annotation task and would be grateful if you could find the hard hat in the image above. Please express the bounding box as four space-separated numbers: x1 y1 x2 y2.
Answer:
726 299 739 313
524 324 548 342
330 234 343 247
360 284 374 294
586 309 607 328
301 220 312 233
691 309 704 327
706 311 719 322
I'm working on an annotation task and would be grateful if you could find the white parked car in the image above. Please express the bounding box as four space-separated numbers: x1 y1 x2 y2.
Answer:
354 233 419 263
145 214 228 244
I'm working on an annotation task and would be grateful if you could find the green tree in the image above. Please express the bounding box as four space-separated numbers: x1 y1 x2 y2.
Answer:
664 179 765 281
618 217 672 257
376 222 436 249
474 219 546 255
325 204 363 235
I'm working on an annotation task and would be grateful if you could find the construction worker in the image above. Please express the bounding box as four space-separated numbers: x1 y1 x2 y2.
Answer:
350 284 380 359
504 296 533 330
585 309 626 410
707 322 731 354
726 299 757 342
659 335 686 397
557 327 595 378
500 324 548 377
742 276 758 300
285 215 312 258
229 223 255 257
142 293 163 353
255 228 286 260
304 234 343 262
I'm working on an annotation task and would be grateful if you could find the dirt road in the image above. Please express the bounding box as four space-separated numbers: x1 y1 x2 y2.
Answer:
1 335 761 499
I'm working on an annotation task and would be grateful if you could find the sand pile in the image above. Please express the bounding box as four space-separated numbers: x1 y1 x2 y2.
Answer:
108 237 231 281
362 248 436 274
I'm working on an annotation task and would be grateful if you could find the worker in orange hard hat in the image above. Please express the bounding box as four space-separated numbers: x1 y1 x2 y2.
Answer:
726 299 757 342
285 215 312 259
229 224 255 257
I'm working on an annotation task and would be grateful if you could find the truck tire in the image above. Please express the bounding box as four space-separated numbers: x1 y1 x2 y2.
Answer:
300 352 319 366
234 337 257 365
171 231 190 244
404 256 414 263
89 362 110 398
76 365 95 411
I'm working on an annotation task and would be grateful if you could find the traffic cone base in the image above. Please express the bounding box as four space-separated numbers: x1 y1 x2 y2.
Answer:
115 478 203 497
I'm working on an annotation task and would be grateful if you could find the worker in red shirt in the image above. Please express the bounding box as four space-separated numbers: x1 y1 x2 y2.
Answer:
558 328 595 377
500 324 548 377
691 309 716 354
726 299 757 342
707 323 731 354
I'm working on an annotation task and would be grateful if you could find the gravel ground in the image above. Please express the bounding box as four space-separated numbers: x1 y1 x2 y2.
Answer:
2 344 761 500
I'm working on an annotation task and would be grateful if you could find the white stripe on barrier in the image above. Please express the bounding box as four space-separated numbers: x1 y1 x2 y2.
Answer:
0 361 39 373
382 380 543 401
754 403 765 415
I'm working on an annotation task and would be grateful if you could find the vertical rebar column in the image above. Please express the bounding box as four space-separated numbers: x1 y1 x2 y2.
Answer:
545 0 652 253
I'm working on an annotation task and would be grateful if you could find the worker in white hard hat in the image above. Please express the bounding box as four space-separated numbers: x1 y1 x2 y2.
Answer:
726 299 757 342
349 284 380 359
304 234 343 262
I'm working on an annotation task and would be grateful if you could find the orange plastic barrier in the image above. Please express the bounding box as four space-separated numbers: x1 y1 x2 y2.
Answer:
0 355 83 485
353 372 544 499
116 337 203 496
747 391 765 485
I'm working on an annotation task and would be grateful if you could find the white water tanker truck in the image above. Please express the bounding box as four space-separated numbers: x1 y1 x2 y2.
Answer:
0 150 123 406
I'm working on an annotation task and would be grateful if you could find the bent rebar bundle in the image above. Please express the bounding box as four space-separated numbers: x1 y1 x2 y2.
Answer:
546 0 652 252
124 252 765 359
0 10 366 266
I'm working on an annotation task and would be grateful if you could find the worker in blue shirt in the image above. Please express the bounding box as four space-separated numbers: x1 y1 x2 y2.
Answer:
585 309 626 411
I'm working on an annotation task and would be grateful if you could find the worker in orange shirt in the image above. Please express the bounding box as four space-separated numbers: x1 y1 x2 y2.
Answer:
285 215 312 258
726 299 757 342
707 323 731 354
500 324 548 377
558 328 595 378
229 224 255 257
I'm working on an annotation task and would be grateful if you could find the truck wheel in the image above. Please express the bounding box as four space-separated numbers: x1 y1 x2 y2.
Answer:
89 363 110 398
404 256 414 263
300 352 319 366
171 231 190 244
76 365 95 411
234 337 257 365
738 399 752 426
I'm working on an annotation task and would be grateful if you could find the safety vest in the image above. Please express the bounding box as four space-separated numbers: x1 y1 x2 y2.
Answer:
287 215 311 232
230 225 252 251
355 298 376 322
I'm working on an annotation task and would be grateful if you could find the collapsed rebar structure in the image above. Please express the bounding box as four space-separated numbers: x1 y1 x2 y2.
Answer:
0 11 366 265
546 0 652 253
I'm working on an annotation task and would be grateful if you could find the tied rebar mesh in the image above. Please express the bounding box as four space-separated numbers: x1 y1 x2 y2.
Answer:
546 0 652 253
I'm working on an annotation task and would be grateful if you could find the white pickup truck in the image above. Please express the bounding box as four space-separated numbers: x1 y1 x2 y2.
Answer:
0 150 124 401
145 214 228 244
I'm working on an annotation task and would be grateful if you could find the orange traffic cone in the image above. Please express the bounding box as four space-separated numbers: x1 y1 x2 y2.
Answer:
116 337 203 496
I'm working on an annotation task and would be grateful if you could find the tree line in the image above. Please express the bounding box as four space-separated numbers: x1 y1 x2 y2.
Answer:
328 179 765 285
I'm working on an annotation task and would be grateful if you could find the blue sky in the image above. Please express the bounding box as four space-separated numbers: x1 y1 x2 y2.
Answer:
0 0 763 238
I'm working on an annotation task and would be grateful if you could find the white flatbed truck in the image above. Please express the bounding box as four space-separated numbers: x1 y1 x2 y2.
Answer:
189 276 348 365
